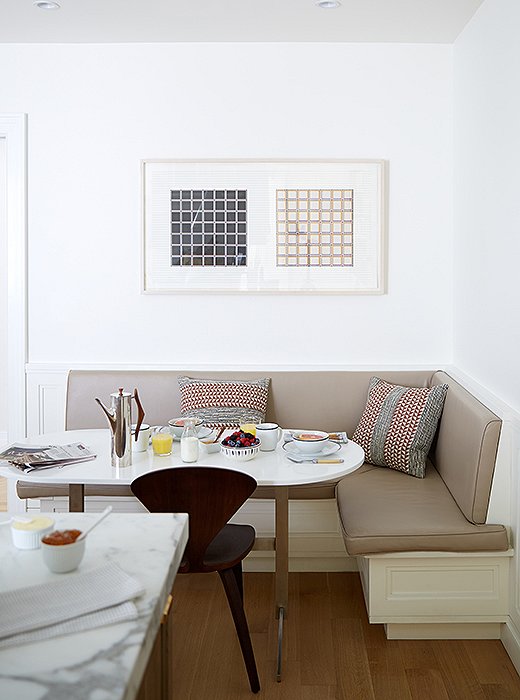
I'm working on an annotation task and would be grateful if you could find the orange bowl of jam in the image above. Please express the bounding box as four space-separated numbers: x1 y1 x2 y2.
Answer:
42 529 82 546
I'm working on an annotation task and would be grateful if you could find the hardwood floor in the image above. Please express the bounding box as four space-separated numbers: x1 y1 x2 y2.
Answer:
171 572 520 699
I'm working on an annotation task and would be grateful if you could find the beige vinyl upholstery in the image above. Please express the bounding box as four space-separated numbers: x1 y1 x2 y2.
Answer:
335 371 508 555
429 370 501 524
64 369 434 433
17 368 508 558
336 463 508 555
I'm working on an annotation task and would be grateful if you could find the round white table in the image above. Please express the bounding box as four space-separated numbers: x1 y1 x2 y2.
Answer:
1 429 364 681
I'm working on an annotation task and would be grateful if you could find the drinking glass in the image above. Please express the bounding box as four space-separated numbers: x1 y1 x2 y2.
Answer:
152 426 173 456
239 418 257 437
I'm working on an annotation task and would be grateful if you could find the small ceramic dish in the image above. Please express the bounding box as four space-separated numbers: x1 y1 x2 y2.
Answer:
41 529 85 573
168 417 204 438
201 439 221 453
11 516 55 550
291 430 329 454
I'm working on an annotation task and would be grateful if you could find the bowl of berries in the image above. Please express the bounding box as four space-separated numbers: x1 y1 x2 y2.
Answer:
221 430 261 461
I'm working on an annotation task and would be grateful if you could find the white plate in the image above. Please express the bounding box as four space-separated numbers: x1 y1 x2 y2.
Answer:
282 440 341 460
173 426 213 442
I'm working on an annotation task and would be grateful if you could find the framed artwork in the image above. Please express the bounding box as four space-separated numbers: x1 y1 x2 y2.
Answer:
142 159 386 294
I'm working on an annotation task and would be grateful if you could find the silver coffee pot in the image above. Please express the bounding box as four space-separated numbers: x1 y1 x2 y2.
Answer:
95 388 145 467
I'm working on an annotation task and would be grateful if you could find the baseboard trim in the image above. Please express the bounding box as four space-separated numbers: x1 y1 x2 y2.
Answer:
244 550 359 573
385 622 502 640
502 618 520 676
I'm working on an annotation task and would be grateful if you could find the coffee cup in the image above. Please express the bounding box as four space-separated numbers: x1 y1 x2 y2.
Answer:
256 423 282 451
132 423 152 452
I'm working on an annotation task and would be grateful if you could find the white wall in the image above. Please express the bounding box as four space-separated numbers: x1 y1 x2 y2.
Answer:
0 138 6 441
0 42 453 368
453 0 520 413
454 0 520 669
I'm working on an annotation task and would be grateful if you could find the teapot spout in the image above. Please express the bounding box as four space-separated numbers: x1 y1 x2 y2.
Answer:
95 397 117 433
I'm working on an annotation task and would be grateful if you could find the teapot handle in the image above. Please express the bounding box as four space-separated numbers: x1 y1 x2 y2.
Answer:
133 388 146 441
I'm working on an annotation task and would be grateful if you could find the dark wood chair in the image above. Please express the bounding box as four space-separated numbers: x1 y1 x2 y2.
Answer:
131 467 260 694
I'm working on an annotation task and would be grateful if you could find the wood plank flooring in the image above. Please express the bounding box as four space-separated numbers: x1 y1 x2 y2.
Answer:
171 572 520 700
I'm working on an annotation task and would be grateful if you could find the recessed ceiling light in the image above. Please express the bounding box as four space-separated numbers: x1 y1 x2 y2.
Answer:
316 0 341 8
33 1 61 9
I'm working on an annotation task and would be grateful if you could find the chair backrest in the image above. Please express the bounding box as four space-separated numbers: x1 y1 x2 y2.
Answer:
131 467 257 572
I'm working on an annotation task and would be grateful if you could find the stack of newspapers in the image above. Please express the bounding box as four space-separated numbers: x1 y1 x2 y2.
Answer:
0 443 96 473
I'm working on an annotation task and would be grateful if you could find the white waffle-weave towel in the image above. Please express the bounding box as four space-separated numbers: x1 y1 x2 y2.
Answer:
0 563 144 648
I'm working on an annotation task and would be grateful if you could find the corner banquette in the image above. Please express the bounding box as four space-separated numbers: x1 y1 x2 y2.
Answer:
17 369 510 639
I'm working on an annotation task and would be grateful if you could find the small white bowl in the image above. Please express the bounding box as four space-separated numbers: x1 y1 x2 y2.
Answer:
41 535 86 573
292 430 329 454
11 516 55 550
201 439 221 453
168 417 204 438
220 443 260 462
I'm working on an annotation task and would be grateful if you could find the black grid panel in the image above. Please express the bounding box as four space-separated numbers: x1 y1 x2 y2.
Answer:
170 189 247 267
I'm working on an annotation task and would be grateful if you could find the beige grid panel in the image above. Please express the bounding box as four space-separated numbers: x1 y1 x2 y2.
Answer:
276 189 354 267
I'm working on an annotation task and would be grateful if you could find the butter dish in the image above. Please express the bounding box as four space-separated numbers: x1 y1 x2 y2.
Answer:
11 516 55 550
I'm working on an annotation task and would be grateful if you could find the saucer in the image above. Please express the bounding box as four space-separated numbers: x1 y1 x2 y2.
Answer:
282 440 341 460
172 426 212 442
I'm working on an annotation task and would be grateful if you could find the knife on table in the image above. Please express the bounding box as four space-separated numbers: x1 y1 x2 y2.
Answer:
286 456 344 464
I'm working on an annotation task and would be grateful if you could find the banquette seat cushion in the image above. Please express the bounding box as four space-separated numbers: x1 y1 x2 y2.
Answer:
336 462 509 555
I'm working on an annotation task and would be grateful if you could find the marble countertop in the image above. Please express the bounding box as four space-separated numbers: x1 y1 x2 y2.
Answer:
0 511 189 700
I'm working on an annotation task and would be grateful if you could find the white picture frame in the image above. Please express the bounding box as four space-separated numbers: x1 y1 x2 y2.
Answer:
142 159 386 294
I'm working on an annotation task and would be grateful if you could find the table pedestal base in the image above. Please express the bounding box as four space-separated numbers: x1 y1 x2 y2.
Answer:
275 487 288 681
69 484 84 512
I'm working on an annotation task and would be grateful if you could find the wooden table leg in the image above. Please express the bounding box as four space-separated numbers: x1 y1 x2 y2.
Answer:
275 486 289 682
69 484 85 512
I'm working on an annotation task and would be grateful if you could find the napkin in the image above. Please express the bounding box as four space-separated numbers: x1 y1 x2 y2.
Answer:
0 563 144 649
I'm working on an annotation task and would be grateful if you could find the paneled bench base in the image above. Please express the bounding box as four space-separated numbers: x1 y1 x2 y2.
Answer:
358 549 512 639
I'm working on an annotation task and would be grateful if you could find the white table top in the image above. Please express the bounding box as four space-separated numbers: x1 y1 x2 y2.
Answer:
0 511 188 700
0 429 365 488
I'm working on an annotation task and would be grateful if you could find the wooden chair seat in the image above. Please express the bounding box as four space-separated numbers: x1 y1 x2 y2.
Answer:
192 523 256 573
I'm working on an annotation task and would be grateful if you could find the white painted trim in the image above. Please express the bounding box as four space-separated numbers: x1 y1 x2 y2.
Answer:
25 361 444 373
358 551 511 638
502 618 520 676
385 622 502 640
444 365 520 423
1 114 27 443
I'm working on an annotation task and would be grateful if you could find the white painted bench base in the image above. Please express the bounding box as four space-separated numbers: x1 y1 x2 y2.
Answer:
358 549 513 639
384 622 503 640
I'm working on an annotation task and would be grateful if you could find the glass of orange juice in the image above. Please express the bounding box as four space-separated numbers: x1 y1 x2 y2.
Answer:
152 426 173 456
239 419 257 437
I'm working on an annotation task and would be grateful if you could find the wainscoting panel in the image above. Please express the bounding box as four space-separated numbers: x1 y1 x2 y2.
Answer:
26 368 68 436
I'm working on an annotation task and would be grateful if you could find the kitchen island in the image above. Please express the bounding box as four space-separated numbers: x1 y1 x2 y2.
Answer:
0 511 188 700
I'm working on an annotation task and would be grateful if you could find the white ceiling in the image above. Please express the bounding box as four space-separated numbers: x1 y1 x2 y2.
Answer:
0 0 483 44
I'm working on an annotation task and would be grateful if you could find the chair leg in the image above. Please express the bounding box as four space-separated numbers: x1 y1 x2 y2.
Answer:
232 561 244 602
218 568 260 694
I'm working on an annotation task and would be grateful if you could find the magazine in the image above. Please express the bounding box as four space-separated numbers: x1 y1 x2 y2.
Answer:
0 442 96 473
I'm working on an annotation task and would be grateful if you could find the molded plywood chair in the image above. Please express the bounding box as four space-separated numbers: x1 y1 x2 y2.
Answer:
131 467 260 694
